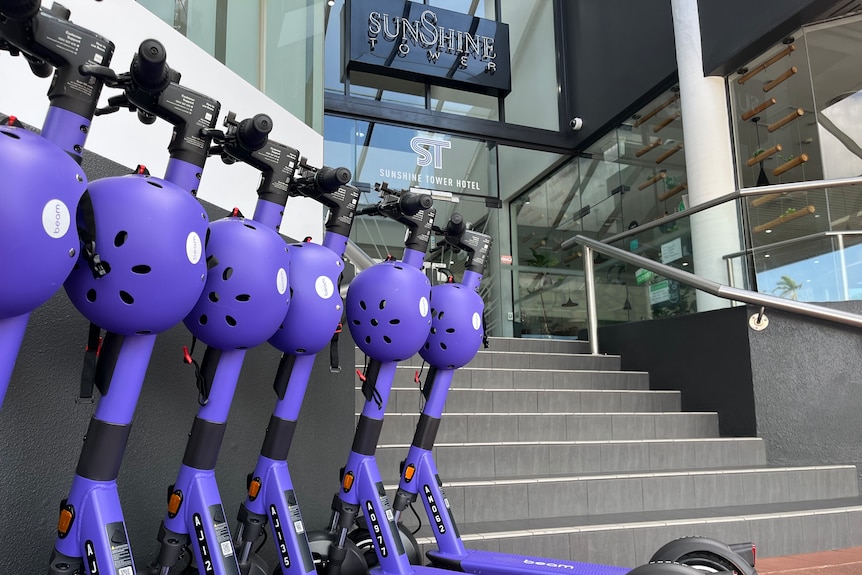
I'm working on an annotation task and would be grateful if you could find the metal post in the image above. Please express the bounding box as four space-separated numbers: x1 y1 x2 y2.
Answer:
725 257 737 306
837 233 850 300
582 245 599 356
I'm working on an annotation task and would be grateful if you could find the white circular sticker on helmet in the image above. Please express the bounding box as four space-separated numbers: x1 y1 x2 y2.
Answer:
315 276 335 299
186 232 202 264
277 268 288 295
42 200 70 238
419 296 429 317
472 312 481 330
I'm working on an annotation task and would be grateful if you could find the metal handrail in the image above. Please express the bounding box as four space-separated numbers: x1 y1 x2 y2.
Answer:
569 234 862 355
722 230 862 259
561 175 862 250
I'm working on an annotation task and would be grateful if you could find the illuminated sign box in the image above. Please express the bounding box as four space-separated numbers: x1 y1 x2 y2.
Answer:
346 0 511 97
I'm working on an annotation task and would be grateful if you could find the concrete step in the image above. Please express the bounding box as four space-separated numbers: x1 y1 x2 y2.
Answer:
371 411 720 445
363 388 681 414
382 366 651 390
391 466 859 525
406 498 862 568
486 336 591 355
355 349 619 372
375 437 767 481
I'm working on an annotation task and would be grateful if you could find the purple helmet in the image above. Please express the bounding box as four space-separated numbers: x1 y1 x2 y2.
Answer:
64 174 209 335
0 126 87 319
184 216 291 350
270 241 343 355
346 261 431 362
420 283 485 369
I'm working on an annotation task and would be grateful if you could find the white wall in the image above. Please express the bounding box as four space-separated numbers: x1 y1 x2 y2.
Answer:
0 0 325 241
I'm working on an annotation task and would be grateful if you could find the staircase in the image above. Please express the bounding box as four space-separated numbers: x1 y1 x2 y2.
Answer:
358 337 862 568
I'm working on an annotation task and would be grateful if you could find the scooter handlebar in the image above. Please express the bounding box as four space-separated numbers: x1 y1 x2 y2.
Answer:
314 166 352 193
130 38 170 94
445 212 465 237
236 113 272 152
0 0 41 20
400 192 433 216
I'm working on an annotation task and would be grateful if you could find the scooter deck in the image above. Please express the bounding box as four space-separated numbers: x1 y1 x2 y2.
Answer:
428 549 630 575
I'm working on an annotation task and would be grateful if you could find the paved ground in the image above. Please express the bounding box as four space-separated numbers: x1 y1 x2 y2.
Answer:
756 547 862 574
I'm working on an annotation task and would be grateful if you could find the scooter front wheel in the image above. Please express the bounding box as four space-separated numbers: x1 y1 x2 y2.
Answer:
305 530 368 575
347 524 422 567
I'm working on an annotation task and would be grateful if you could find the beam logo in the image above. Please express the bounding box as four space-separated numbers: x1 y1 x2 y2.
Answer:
410 136 451 169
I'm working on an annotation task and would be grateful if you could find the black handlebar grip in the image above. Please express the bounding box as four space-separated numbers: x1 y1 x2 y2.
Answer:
0 0 41 20
399 192 433 216
131 39 170 93
236 114 272 151
446 213 466 237
315 166 351 193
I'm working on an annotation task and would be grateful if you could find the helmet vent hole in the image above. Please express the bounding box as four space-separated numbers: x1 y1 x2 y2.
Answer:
244 223 256 230
431 308 437 318
114 231 128 247
223 267 233 281
132 265 151 274
364 336 372 344
438 311 445 319
446 328 455 333
1 130 21 140
359 300 367 310
199 315 208 325
147 180 163 188
119 291 134 304
389 319 400 325
205 228 211 246
236 294 251 302
394 265 403 270
352 319 361 326
225 315 237 326
209 292 219 303
296 348 307 354
424 343 430 349
379 300 387 310
440 342 448 350
383 336 392 344
137 330 152 334
371 319 378 326
430 327 437 335
86 289 97 302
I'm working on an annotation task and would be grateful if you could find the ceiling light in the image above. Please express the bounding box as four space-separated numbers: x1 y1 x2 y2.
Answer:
682 262 689 267
765 229 772 234
764 254 771 258
327 0 335 5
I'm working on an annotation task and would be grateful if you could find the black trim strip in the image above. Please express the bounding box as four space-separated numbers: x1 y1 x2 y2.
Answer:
351 416 384 455
411 414 441 450
76 418 132 481
260 415 297 461
182 417 226 470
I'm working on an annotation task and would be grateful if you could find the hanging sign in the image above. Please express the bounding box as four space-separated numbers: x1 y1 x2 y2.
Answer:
346 0 511 96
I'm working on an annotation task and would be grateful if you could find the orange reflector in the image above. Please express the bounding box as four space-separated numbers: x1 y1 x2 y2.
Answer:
342 471 355 492
167 491 183 517
248 477 262 500
403 464 416 482
57 508 74 537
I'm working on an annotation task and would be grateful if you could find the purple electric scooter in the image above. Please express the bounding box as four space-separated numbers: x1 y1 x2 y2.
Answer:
0 0 114 410
47 40 228 574
148 112 352 575
228 160 362 575
382 215 758 575
320 182 447 575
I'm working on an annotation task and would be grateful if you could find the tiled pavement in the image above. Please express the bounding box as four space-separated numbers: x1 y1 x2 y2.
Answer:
756 546 862 574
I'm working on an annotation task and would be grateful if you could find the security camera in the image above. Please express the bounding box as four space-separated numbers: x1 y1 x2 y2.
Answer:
570 117 584 131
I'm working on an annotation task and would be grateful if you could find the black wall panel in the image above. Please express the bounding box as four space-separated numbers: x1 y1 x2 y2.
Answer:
562 0 678 150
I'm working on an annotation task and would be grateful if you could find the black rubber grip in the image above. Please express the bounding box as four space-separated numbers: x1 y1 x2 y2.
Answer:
260 415 297 461
131 39 170 93
400 192 433 216
446 213 465 237
76 418 133 481
316 166 352 193
0 0 40 20
237 114 272 151
351 416 384 456
182 417 227 470
411 414 441 450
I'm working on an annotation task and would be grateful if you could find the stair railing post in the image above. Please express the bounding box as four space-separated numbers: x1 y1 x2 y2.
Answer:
582 245 599 356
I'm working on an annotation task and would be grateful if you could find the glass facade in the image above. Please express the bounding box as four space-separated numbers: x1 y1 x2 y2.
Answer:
509 89 691 335
729 16 862 303
138 0 325 132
